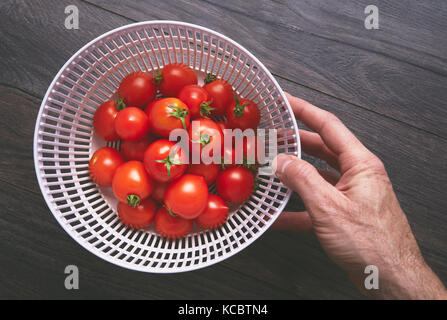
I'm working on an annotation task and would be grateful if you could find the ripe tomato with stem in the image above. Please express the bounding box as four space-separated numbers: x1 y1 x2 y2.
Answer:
155 63 198 97
189 118 223 162
117 198 157 228
118 72 157 109
146 97 190 138
112 161 153 207
203 74 234 116
164 174 209 219
154 206 193 239
226 96 260 131
143 139 187 183
178 84 214 119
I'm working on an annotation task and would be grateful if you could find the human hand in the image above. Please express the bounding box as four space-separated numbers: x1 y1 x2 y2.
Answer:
272 93 446 300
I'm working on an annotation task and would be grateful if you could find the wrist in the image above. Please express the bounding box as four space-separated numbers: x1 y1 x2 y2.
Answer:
373 252 446 299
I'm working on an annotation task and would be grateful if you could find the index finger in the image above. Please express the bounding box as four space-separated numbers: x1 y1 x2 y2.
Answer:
285 92 369 158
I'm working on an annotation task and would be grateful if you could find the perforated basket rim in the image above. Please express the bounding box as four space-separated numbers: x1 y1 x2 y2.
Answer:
33 20 301 273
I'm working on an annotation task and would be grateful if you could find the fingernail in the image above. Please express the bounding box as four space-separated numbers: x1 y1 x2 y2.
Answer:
273 154 294 176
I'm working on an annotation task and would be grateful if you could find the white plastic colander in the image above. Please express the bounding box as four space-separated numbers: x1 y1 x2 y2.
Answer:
33 21 300 273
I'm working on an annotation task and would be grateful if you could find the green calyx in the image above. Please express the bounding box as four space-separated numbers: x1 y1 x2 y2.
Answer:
204 73 217 84
168 104 189 130
233 95 249 117
253 179 260 192
155 151 183 179
192 132 211 148
220 154 257 170
243 155 257 169
166 206 178 217
154 70 163 85
116 98 127 111
127 195 141 208
220 157 227 170
199 100 215 118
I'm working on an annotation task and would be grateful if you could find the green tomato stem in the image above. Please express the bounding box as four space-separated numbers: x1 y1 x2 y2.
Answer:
127 195 141 208
199 99 215 118
154 70 163 85
116 98 127 111
204 73 217 84
168 104 189 131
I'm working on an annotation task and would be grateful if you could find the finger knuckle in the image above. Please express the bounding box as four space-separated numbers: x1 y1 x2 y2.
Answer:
315 192 342 215
287 160 315 180
325 111 340 124
367 154 386 174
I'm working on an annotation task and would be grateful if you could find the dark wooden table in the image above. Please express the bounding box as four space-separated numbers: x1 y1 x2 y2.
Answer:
0 0 446 299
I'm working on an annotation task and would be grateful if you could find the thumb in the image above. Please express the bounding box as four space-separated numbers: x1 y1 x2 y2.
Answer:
273 153 339 213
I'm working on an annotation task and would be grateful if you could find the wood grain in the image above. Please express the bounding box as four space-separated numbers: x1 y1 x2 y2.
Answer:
217 0 447 75
1 75 445 298
0 86 362 299
0 0 130 98
1 0 446 136
0 0 445 299
85 0 447 137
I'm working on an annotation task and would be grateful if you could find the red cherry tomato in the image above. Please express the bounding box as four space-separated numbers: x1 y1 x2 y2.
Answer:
195 194 229 229
232 135 258 166
226 96 260 131
121 134 156 161
216 166 255 203
178 85 213 119
117 198 157 228
118 72 157 109
93 100 120 141
156 63 198 97
189 118 223 161
187 162 220 185
115 107 150 141
221 145 244 168
143 139 187 183
216 121 228 132
146 97 190 138
154 206 193 239
203 76 234 116
164 174 209 219
144 98 161 113
89 147 124 186
243 135 259 165
151 182 169 203
112 161 153 207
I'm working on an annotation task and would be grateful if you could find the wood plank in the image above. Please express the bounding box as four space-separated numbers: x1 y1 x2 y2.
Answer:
0 86 362 299
1 74 446 298
0 0 130 98
83 0 447 137
1 0 445 136
0 0 445 298
220 0 447 75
